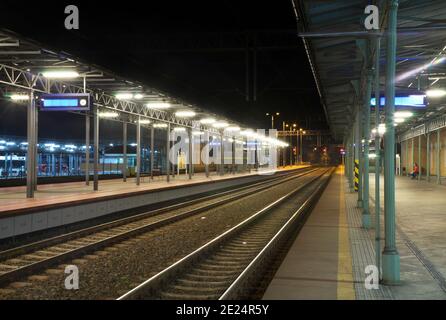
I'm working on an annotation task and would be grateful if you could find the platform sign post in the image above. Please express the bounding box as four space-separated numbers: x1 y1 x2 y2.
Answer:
374 36 382 278
382 0 400 285
123 122 127 182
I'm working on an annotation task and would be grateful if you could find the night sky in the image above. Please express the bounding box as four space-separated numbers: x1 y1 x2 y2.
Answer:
0 0 326 141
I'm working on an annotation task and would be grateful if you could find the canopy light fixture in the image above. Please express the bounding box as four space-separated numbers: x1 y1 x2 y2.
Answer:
146 102 171 109
115 93 134 100
394 111 413 118
42 70 79 79
175 110 196 118
225 126 240 132
153 123 168 128
394 118 405 123
213 121 229 128
199 118 216 124
173 127 186 132
98 111 119 118
138 119 152 124
134 94 144 100
10 94 30 101
426 89 446 98
192 131 204 136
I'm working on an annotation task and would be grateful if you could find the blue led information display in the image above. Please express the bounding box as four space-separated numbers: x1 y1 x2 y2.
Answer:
370 95 426 108
40 93 91 111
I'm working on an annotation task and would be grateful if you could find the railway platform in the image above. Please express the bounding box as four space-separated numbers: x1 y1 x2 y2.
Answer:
0 166 308 240
263 166 446 300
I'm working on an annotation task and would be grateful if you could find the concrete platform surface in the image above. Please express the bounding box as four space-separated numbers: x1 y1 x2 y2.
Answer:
263 166 446 300
370 174 446 300
263 166 356 299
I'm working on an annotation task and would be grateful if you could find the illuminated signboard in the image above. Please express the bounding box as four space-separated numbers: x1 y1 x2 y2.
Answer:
40 93 91 111
370 95 426 108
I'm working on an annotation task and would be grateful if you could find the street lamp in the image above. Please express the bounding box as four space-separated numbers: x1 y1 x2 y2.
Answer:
266 112 280 129
299 128 306 164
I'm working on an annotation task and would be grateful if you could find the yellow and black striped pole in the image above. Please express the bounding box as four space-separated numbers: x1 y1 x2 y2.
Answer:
354 159 359 192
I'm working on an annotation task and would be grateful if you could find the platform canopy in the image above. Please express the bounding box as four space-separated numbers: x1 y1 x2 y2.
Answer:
293 0 446 140
0 29 245 135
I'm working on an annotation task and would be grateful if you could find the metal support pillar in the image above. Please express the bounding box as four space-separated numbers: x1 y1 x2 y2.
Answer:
220 133 224 176
150 126 155 180
427 133 430 182
382 0 400 285
166 124 171 182
411 137 414 173
355 111 362 205
85 114 90 185
362 68 373 229
204 131 210 177
232 136 236 174
374 36 381 278
26 90 35 198
136 117 141 186
33 109 38 191
123 122 127 182
418 135 421 181
188 128 193 180
437 129 441 184
93 108 99 191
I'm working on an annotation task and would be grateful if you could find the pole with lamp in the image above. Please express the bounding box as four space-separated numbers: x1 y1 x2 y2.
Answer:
300 128 306 164
266 112 280 129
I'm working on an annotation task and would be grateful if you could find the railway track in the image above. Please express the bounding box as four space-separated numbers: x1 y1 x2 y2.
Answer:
118 167 334 300
0 167 315 287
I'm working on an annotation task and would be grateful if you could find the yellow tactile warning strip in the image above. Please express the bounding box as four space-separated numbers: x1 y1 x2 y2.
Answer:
354 160 359 191
336 166 356 300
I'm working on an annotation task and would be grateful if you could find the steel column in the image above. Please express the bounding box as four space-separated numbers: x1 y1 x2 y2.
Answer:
188 128 193 180
418 135 421 181
411 137 414 174
33 109 38 191
374 36 381 278
93 108 99 191
204 131 210 177
427 133 430 182
382 0 400 284
220 133 224 176
123 122 127 182
362 68 373 229
437 129 441 184
150 126 155 180
26 90 35 198
136 117 141 186
166 123 170 182
85 114 90 185
355 111 362 205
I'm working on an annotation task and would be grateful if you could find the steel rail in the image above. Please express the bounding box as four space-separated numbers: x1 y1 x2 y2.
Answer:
117 167 333 300
0 167 315 286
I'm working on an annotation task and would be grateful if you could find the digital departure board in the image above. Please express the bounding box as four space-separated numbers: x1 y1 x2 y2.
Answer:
39 93 91 111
